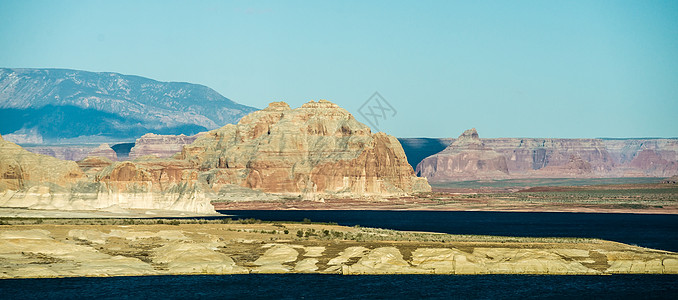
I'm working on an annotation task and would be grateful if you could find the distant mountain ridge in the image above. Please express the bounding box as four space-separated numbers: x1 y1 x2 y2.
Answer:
0 68 257 143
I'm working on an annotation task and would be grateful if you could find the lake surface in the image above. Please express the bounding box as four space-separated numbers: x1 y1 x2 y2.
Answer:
220 210 678 252
2 274 678 299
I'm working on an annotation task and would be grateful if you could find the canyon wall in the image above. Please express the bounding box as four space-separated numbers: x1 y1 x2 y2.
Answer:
416 129 678 182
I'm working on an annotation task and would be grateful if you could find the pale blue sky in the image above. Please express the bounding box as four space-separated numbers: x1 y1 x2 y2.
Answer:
1 0 676 138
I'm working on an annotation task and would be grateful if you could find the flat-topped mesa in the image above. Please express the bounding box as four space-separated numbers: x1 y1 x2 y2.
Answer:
416 129 637 181
86 144 118 161
181 100 430 198
128 133 202 160
417 128 509 181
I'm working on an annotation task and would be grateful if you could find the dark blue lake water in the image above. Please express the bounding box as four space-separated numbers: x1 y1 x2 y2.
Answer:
220 210 678 252
2 211 677 299
2 274 678 299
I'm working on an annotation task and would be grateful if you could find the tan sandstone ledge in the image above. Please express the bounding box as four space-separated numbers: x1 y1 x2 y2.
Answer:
1 222 677 278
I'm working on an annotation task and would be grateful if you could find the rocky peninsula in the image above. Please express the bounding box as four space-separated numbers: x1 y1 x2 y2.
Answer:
1 220 676 278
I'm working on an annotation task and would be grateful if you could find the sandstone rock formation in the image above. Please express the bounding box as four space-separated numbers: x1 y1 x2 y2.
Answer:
21 144 99 161
0 134 82 191
1 225 676 278
0 101 429 213
177 100 430 198
128 133 200 160
76 156 114 173
416 129 509 181
416 129 678 182
0 133 214 214
481 138 614 175
603 139 678 168
22 142 135 162
86 144 118 161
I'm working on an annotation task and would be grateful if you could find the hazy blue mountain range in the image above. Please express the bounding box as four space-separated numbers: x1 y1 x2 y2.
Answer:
0 68 257 143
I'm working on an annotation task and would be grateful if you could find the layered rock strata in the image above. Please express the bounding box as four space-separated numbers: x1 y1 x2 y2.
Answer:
416 129 509 181
1 225 676 278
0 135 214 214
22 145 99 161
128 133 200 160
416 129 678 182
0 101 429 213
175 100 430 199
86 144 118 161
0 134 83 191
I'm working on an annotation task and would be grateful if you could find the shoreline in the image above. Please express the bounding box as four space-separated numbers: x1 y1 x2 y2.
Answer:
212 201 678 215
1 205 677 221
1 222 677 278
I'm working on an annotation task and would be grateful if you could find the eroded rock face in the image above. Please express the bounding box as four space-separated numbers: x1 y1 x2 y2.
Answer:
416 129 677 182
1 101 428 213
0 134 215 214
88 100 428 209
481 138 614 175
0 135 82 191
88 100 427 208
76 157 113 173
178 100 430 198
128 133 201 160
416 129 509 181
627 149 678 177
87 144 118 161
21 145 96 161
3 226 676 278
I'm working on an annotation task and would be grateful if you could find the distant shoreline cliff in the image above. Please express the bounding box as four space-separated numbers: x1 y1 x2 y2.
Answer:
409 129 678 182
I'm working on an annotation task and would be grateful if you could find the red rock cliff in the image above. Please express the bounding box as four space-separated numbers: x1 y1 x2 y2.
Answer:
416 129 677 182
178 100 430 198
